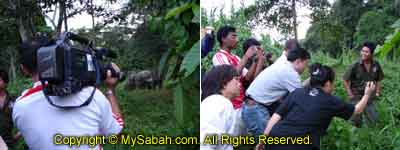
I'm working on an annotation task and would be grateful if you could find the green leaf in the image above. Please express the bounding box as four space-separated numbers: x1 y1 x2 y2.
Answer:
174 84 184 126
180 40 200 77
192 3 200 23
165 3 192 20
376 30 400 58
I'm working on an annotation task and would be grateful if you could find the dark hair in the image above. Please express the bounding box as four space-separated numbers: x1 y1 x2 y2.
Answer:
243 38 261 54
217 26 236 45
18 37 48 73
309 63 335 87
287 47 311 62
0 70 9 83
285 39 300 50
362 41 376 54
201 65 238 101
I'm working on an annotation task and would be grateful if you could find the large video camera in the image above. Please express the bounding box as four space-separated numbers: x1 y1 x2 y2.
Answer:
37 32 124 109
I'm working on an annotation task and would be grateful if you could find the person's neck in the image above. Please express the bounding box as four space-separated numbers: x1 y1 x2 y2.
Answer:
32 74 39 83
221 45 231 52
283 49 288 56
290 62 301 74
221 90 234 100
363 58 372 65
321 86 330 94
0 90 7 97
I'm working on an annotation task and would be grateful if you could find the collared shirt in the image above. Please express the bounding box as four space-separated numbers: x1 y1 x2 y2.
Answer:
246 60 302 105
212 49 248 109
343 59 384 96
12 82 123 150
200 94 235 150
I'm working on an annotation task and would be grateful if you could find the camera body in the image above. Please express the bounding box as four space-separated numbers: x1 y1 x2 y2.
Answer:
37 32 123 97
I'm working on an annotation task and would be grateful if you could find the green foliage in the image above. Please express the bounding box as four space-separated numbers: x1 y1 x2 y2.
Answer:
303 21 350 56
353 11 397 49
147 1 200 149
247 0 330 39
375 18 400 59
304 0 398 57
201 5 280 72
317 51 400 150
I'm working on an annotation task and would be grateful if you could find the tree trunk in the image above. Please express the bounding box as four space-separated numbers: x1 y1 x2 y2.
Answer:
91 0 95 29
64 8 68 32
17 18 32 42
8 48 16 81
292 0 298 40
56 0 65 33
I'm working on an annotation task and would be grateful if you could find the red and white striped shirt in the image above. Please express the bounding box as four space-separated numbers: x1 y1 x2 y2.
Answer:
212 49 248 109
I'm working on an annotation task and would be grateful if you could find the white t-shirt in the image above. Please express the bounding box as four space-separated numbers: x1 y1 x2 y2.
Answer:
200 94 236 150
246 60 302 105
12 82 123 150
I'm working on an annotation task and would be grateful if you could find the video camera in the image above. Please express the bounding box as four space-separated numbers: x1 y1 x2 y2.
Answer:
37 32 124 108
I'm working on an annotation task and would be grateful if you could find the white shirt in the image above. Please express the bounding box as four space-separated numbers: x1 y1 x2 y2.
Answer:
200 94 235 150
246 61 302 105
12 82 123 150
274 51 288 66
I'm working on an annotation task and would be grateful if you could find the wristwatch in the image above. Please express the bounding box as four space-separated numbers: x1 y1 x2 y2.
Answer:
105 90 114 96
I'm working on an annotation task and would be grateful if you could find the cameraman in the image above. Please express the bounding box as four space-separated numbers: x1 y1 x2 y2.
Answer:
12 37 124 149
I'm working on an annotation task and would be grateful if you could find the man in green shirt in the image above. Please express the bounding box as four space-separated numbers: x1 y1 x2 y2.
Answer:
343 42 384 127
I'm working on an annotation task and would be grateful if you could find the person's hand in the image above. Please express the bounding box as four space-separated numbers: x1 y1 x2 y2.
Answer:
244 46 257 60
364 81 376 96
105 62 120 90
256 47 266 62
255 143 264 150
347 92 354 99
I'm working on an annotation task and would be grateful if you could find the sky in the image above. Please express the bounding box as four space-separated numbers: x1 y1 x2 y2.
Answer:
46 0 331 41
201 0 334 41
44 0 127 31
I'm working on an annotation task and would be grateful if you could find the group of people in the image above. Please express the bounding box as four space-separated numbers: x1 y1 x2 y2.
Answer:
200 25 384 150
0 37 124 149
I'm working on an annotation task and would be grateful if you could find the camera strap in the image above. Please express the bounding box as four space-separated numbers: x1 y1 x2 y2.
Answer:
43 85 96 109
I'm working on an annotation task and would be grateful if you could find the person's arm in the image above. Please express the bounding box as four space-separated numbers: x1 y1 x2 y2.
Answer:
376 63 384 97
263 113 281 136
101 62 124 135
302 77 310 87
104 67 122 117
343 64 355 99
353 82 375 115
254 48 266 78
12 132 21 143
256 113 281 150
376 81 381 96
245 62 257 81
238 46 256 78
343 80 354 99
